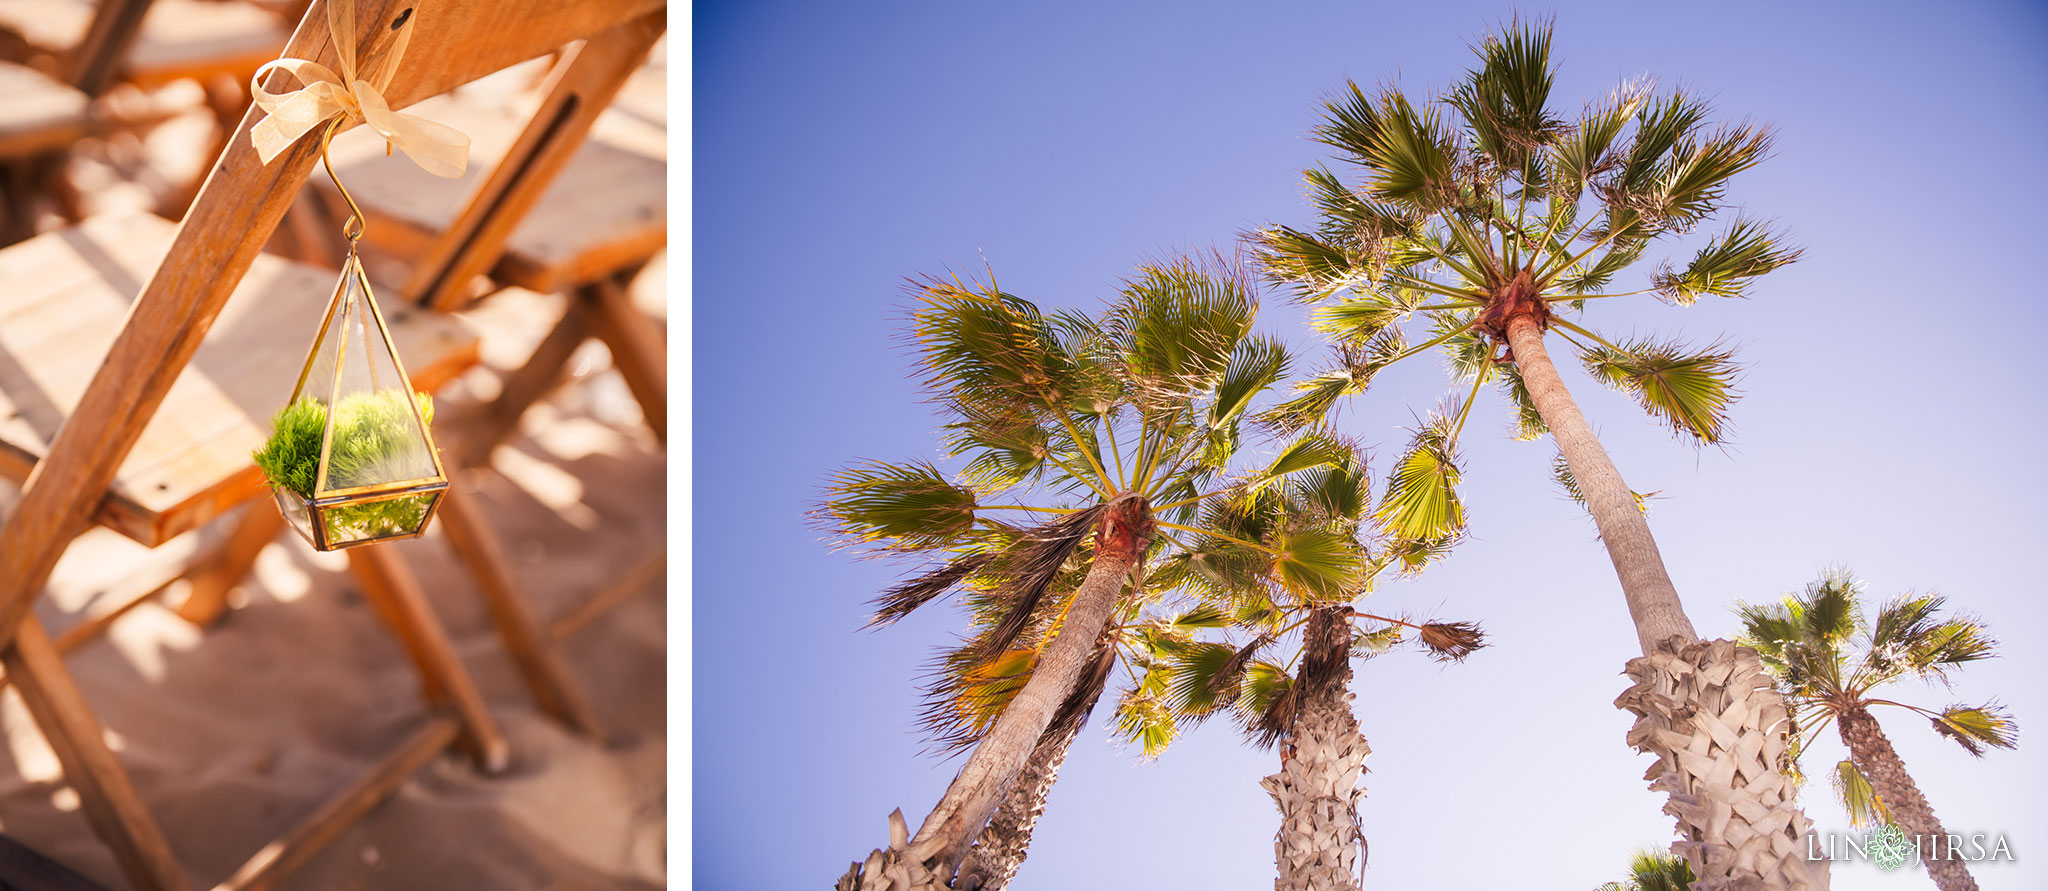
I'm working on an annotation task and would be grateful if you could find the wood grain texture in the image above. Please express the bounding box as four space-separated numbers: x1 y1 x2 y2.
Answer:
0 0 659 653
0 211 479 546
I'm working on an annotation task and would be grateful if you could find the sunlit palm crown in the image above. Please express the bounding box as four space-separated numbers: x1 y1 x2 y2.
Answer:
820 256 1390 756
1735 568 2018 827
1254 20 1800 540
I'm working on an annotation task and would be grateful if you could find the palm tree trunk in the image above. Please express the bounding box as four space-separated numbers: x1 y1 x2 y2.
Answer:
1262 605 1366 891
1506 315 1827 891
953 655 1105 891
1504 314 1693 652
1837 706 1978 891
837 495 1154 890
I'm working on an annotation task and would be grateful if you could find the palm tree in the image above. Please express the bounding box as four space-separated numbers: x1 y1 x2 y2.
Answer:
1252 19 1823 887
1593 848 1696 891
1736 569 2017 891
826 255 1365 890
1129 448 1483 891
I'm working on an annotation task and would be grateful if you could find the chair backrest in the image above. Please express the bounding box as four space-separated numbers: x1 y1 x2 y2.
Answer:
67 0 151 96
402 11 663 310
0 0 664 650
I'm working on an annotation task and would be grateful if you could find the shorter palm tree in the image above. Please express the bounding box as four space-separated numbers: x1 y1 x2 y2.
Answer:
1593 848 1696 891
1736 568 2018 891
1126 449 1484 891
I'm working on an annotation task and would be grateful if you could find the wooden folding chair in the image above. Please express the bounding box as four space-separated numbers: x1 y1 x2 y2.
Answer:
0 0 144 242
0 2 661 888
0 0 300 232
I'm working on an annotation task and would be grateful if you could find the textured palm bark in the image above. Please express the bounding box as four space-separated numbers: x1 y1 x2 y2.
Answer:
953 667 1101 891
1618 638 1829 890
838 496 1154 890
1262 606 1366 891
1836 707 1978 891
1507 314 1826 889
1503 314 1695 654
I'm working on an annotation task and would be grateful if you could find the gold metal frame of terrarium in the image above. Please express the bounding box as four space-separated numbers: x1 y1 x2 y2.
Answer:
272 119 448 551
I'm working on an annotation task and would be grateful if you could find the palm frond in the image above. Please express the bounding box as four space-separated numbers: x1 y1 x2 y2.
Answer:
1381 533 1462 575
1830 758 1889 830
1362 89 1463 213
907 274 1109 416
1448 16 1560 173
972 505 1108 660
1652 218 1802 304
1351 623 1404 659
1552 453 1652 515
1236 660 1296 748
1255 331 1408 434
1252 224 1361 302
1496 362 1546 441
1548 78 1649 201
1313 80 1386 164
1928 702 2019 757
1269 527 1366 604
869 552 998 628
1580 336 1741 444
1113 666 1179 758
1373 408 1466 540
1209 334 1292 427
1109 256 1257 402
1415 620 1487 662
820 459 979 550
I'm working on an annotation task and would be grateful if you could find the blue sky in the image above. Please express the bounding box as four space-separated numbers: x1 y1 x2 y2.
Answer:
693 2 2048 887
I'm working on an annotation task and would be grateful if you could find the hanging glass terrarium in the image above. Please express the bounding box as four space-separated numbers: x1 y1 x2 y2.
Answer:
252 121 448 551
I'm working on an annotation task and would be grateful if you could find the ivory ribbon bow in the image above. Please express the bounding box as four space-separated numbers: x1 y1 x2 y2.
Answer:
248 0 468 177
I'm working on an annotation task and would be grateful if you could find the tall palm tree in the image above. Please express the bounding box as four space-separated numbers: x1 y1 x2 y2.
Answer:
826 255 1364 890
1252 19 1824 887
1593 848 1697 891
1736 569 2017 891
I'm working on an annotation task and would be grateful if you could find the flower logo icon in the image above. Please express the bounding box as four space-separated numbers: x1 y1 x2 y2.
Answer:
1869 824 1916 872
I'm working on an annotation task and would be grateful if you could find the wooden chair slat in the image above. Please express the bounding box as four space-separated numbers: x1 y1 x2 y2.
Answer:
0 60 88 156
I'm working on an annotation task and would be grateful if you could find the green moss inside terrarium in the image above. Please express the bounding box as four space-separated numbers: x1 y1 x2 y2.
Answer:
254 389 438 541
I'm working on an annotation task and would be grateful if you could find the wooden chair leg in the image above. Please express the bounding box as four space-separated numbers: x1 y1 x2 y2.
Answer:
450 298 587 470
344 545 510 774
0 160 39 245
4 618 191 891
581 273 665 442
176 504 285 628
435 481 603 736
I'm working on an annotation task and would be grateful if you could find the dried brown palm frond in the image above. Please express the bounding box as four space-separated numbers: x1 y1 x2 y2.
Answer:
1415 621 1487 663
972 505 1107 660
868 552 998 628
1208 633 1275 697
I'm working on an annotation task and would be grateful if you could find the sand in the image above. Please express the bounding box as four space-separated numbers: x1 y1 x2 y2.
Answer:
0 345 668 889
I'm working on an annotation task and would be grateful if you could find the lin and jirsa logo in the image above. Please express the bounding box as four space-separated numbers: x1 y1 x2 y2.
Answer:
1806 825 2015 870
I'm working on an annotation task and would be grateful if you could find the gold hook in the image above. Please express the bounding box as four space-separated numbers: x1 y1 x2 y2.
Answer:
319 118 366 244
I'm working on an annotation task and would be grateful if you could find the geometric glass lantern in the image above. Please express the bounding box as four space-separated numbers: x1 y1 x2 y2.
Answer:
256 247 448 550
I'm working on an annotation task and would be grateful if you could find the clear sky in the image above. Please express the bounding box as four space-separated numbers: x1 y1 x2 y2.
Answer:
693 2 2048 887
